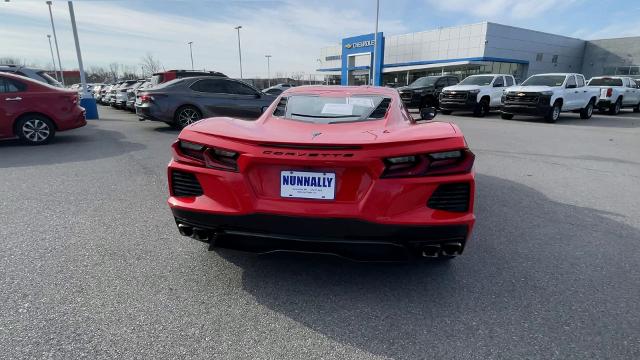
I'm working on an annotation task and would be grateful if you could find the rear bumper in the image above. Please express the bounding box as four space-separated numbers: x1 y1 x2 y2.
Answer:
135 105 167 122
596 99 612 108
171 208 471 260
56 106 86 131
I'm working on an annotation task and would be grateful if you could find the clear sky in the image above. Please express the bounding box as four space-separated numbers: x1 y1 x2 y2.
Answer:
1 0 639 78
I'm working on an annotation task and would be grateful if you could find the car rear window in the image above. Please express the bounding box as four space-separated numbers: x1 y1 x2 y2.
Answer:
588 78 623 86
274 95 391 124
37 71 63 87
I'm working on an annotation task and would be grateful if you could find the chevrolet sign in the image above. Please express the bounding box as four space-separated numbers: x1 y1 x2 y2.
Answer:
345 40 375 49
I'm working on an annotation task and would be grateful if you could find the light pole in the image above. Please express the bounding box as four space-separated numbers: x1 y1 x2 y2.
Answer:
46 34 58 81
46 1 64 86
265 55 272 87
234 26 243 80
371 0 380 86
68 1 98 119
187 41 194 70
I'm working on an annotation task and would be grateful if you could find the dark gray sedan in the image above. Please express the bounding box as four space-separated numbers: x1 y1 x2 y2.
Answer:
135 76 277 129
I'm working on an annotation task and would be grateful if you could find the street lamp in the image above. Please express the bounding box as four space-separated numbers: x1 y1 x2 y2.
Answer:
68 1 98 119
46 34 58 81
265 55 272 87
187 41 194 70
234 26 243 79
371 0 380 86
46 1 64 85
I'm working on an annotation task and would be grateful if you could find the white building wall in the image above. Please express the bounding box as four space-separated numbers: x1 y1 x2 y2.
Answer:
484 23 585 75
319 44 341 69
383 22 487 65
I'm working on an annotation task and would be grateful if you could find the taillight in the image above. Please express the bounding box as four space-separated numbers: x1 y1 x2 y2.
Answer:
172 140 239 171
140 94 154 103
606 88 613 97
381 149 475 178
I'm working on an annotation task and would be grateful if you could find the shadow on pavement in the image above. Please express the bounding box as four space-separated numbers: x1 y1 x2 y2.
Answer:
215 174 640 359
0 124 146 168
497 111 640 128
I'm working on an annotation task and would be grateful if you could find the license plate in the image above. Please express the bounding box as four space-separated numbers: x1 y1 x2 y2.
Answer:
280 171 336 200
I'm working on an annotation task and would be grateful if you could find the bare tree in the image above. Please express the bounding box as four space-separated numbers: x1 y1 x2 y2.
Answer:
140 53 162 77
108 62 120 82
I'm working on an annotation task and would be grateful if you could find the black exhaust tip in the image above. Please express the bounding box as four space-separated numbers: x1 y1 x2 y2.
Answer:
192 228 210 242
177 223 193 237
421 244 441 258
441 242 463 256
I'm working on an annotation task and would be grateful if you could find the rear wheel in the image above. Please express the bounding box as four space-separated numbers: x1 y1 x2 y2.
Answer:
609 98 622 115
473 98 489 117
545 102 561 123
501 112 514 120
17 115 55 145
174 106 202 129
634 101 640 113
580 100 594 119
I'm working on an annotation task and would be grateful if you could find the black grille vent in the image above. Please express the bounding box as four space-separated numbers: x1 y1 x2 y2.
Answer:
442 92 467 100
171 171 203 197
428 183 471 212
505 94 539 104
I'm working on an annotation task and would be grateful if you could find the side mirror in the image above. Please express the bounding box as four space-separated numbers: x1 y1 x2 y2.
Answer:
566 84 577 89
420 107 437 121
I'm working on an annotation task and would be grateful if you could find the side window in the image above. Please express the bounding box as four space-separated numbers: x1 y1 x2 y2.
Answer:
576 75 585 87
0 78 23 93
505 76 514 86
225 80 259 95
493 76 505 87
448 78 458 86
435 79 446 88
190 79 227 93
628 79 636 88
566 76 577 88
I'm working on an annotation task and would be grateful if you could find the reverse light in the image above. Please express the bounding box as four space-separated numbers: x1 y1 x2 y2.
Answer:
382 149 475 178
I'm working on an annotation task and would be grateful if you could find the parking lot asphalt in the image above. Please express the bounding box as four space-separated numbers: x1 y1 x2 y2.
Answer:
1 106 639 360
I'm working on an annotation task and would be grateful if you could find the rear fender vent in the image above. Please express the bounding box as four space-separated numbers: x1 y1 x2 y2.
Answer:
171 171 203 197
427 183 470 212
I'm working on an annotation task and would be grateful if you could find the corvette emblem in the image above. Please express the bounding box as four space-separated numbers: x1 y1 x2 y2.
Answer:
311 132 322 140
517 93 526 96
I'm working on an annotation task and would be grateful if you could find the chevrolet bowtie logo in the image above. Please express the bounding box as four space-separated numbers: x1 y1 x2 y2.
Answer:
451 91 457 94
517 93 526 96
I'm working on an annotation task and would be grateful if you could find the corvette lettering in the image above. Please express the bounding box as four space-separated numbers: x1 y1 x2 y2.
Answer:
263 150 354 157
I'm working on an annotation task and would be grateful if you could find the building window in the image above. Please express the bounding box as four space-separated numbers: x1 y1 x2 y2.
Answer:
325 55 341 61
536 53 544 62
552 55 559 64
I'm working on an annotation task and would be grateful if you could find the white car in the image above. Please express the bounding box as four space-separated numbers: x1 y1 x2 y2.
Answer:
440 74 515 117
501 73 599 123
587 76 640 115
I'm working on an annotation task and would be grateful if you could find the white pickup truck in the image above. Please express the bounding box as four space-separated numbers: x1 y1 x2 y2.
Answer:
587 76 640 114
439 74 515 117
501 73 599 123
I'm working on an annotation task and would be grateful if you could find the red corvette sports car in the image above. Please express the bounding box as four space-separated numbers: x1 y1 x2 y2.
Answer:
168 86 475 261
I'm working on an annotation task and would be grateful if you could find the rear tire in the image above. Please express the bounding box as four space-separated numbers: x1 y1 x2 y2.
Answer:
501 113 514 120
473 99 489 117
545 102 561 123
174 106 202 129
440 110 452 115
580 100 594 119
609 98 622 115
634 101 640 113
17 115 56 145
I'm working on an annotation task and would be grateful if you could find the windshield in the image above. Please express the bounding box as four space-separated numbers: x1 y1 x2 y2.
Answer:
459 75 495 86
521 75 566 87
588 78 623 86
278 95 389 123
408 77 438 88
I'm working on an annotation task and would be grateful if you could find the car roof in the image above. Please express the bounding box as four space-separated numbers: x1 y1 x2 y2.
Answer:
284 85 399 97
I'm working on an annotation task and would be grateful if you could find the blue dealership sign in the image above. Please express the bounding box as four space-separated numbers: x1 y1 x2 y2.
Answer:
341 32 384 86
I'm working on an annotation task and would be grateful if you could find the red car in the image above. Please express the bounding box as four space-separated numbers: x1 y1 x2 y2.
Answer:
0 72 86 145
167 86 475 261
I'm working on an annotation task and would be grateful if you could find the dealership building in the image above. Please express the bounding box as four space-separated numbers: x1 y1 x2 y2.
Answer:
317 22 640 86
